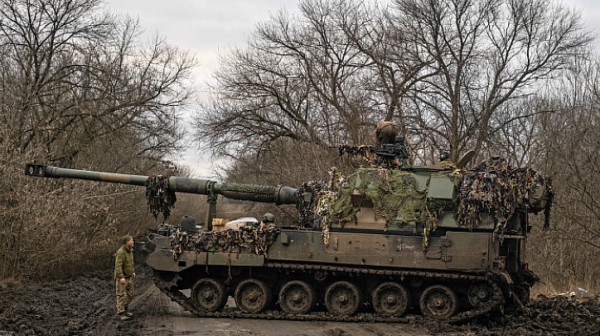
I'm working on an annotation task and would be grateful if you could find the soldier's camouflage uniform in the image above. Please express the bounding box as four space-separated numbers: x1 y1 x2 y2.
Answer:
114 245 135 314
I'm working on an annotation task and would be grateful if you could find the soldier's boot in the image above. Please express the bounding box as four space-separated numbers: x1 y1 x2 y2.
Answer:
118 313 131 321
125 311 134 317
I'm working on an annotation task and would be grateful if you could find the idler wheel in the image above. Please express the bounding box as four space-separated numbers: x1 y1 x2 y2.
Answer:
191 278 228 312
324 281 363 316
419 284 458 319
278 280 316 314
468 281 494 308
234 279 272 313
372 282 409 316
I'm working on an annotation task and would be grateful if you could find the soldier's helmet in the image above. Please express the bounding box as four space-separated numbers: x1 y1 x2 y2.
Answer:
374 121 400 145
263 213 275 223
440 151 450 162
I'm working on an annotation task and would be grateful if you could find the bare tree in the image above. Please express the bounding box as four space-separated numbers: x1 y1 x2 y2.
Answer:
198 0 590 174
0 0 196 281
338 1 434 130
505 56 600 292
196 0 432 166
395 0 591 162
0 0 195 169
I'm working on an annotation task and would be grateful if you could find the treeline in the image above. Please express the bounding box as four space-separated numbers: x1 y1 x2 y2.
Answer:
196 0 600 293
0 0 198 281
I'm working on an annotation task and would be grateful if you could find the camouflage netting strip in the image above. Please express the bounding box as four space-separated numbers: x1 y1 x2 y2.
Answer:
146 175 177 220
349 168 427 225
542 176 554 231
171 227 280 259
456 157 554 235
296 167 439 249
337 145 377 167
296 180 328 229
295 168 347 246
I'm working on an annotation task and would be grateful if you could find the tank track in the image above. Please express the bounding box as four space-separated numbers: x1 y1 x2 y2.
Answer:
153 262 505 324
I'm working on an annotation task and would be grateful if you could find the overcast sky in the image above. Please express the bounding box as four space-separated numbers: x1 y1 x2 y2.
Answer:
103 0 600 178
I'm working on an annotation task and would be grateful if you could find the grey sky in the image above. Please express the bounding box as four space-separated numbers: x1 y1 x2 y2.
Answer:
104 0 299 178
105 0 298 81
103 0 600 178
566 0 600 48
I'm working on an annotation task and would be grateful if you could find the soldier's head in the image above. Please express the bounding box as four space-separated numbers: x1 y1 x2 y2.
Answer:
440 151 450 162
262 213 275 223
122 235 134 249
374 121 400 145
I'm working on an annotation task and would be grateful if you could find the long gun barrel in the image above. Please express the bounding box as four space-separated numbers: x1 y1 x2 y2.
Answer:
25 164 298 205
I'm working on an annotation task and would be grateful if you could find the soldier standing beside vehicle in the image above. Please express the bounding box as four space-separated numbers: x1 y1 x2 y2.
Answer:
115 235 135 321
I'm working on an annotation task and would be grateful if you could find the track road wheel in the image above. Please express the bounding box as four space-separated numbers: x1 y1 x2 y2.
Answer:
234 279 272 313
468 281 494 308
372 282 409 316
324 281 363 316
191 278 228 312
279 280 316 314
419 285 458 319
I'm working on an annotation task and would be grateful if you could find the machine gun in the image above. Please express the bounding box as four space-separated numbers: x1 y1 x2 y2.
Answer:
331 135 409 168
24 164 297 230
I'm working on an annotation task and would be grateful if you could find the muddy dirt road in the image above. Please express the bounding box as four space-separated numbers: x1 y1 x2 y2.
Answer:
133 286 429 336
0 262 431 336
2 269 600 336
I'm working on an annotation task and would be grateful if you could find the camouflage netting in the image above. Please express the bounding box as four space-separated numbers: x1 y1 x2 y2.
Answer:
457 157 554 235
346 168 428 225
296 158 554 249
146 175 177 220
171 226 280 259
295 169 346 246
297 167 440 248
337 145 378 168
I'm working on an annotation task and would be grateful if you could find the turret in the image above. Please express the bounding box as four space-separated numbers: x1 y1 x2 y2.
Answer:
25 164 297 229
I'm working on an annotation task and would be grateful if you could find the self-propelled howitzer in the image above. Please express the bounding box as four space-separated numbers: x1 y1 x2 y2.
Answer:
24 158 552 323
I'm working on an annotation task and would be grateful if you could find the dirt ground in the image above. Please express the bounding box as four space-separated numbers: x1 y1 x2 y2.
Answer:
1 239 600 336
